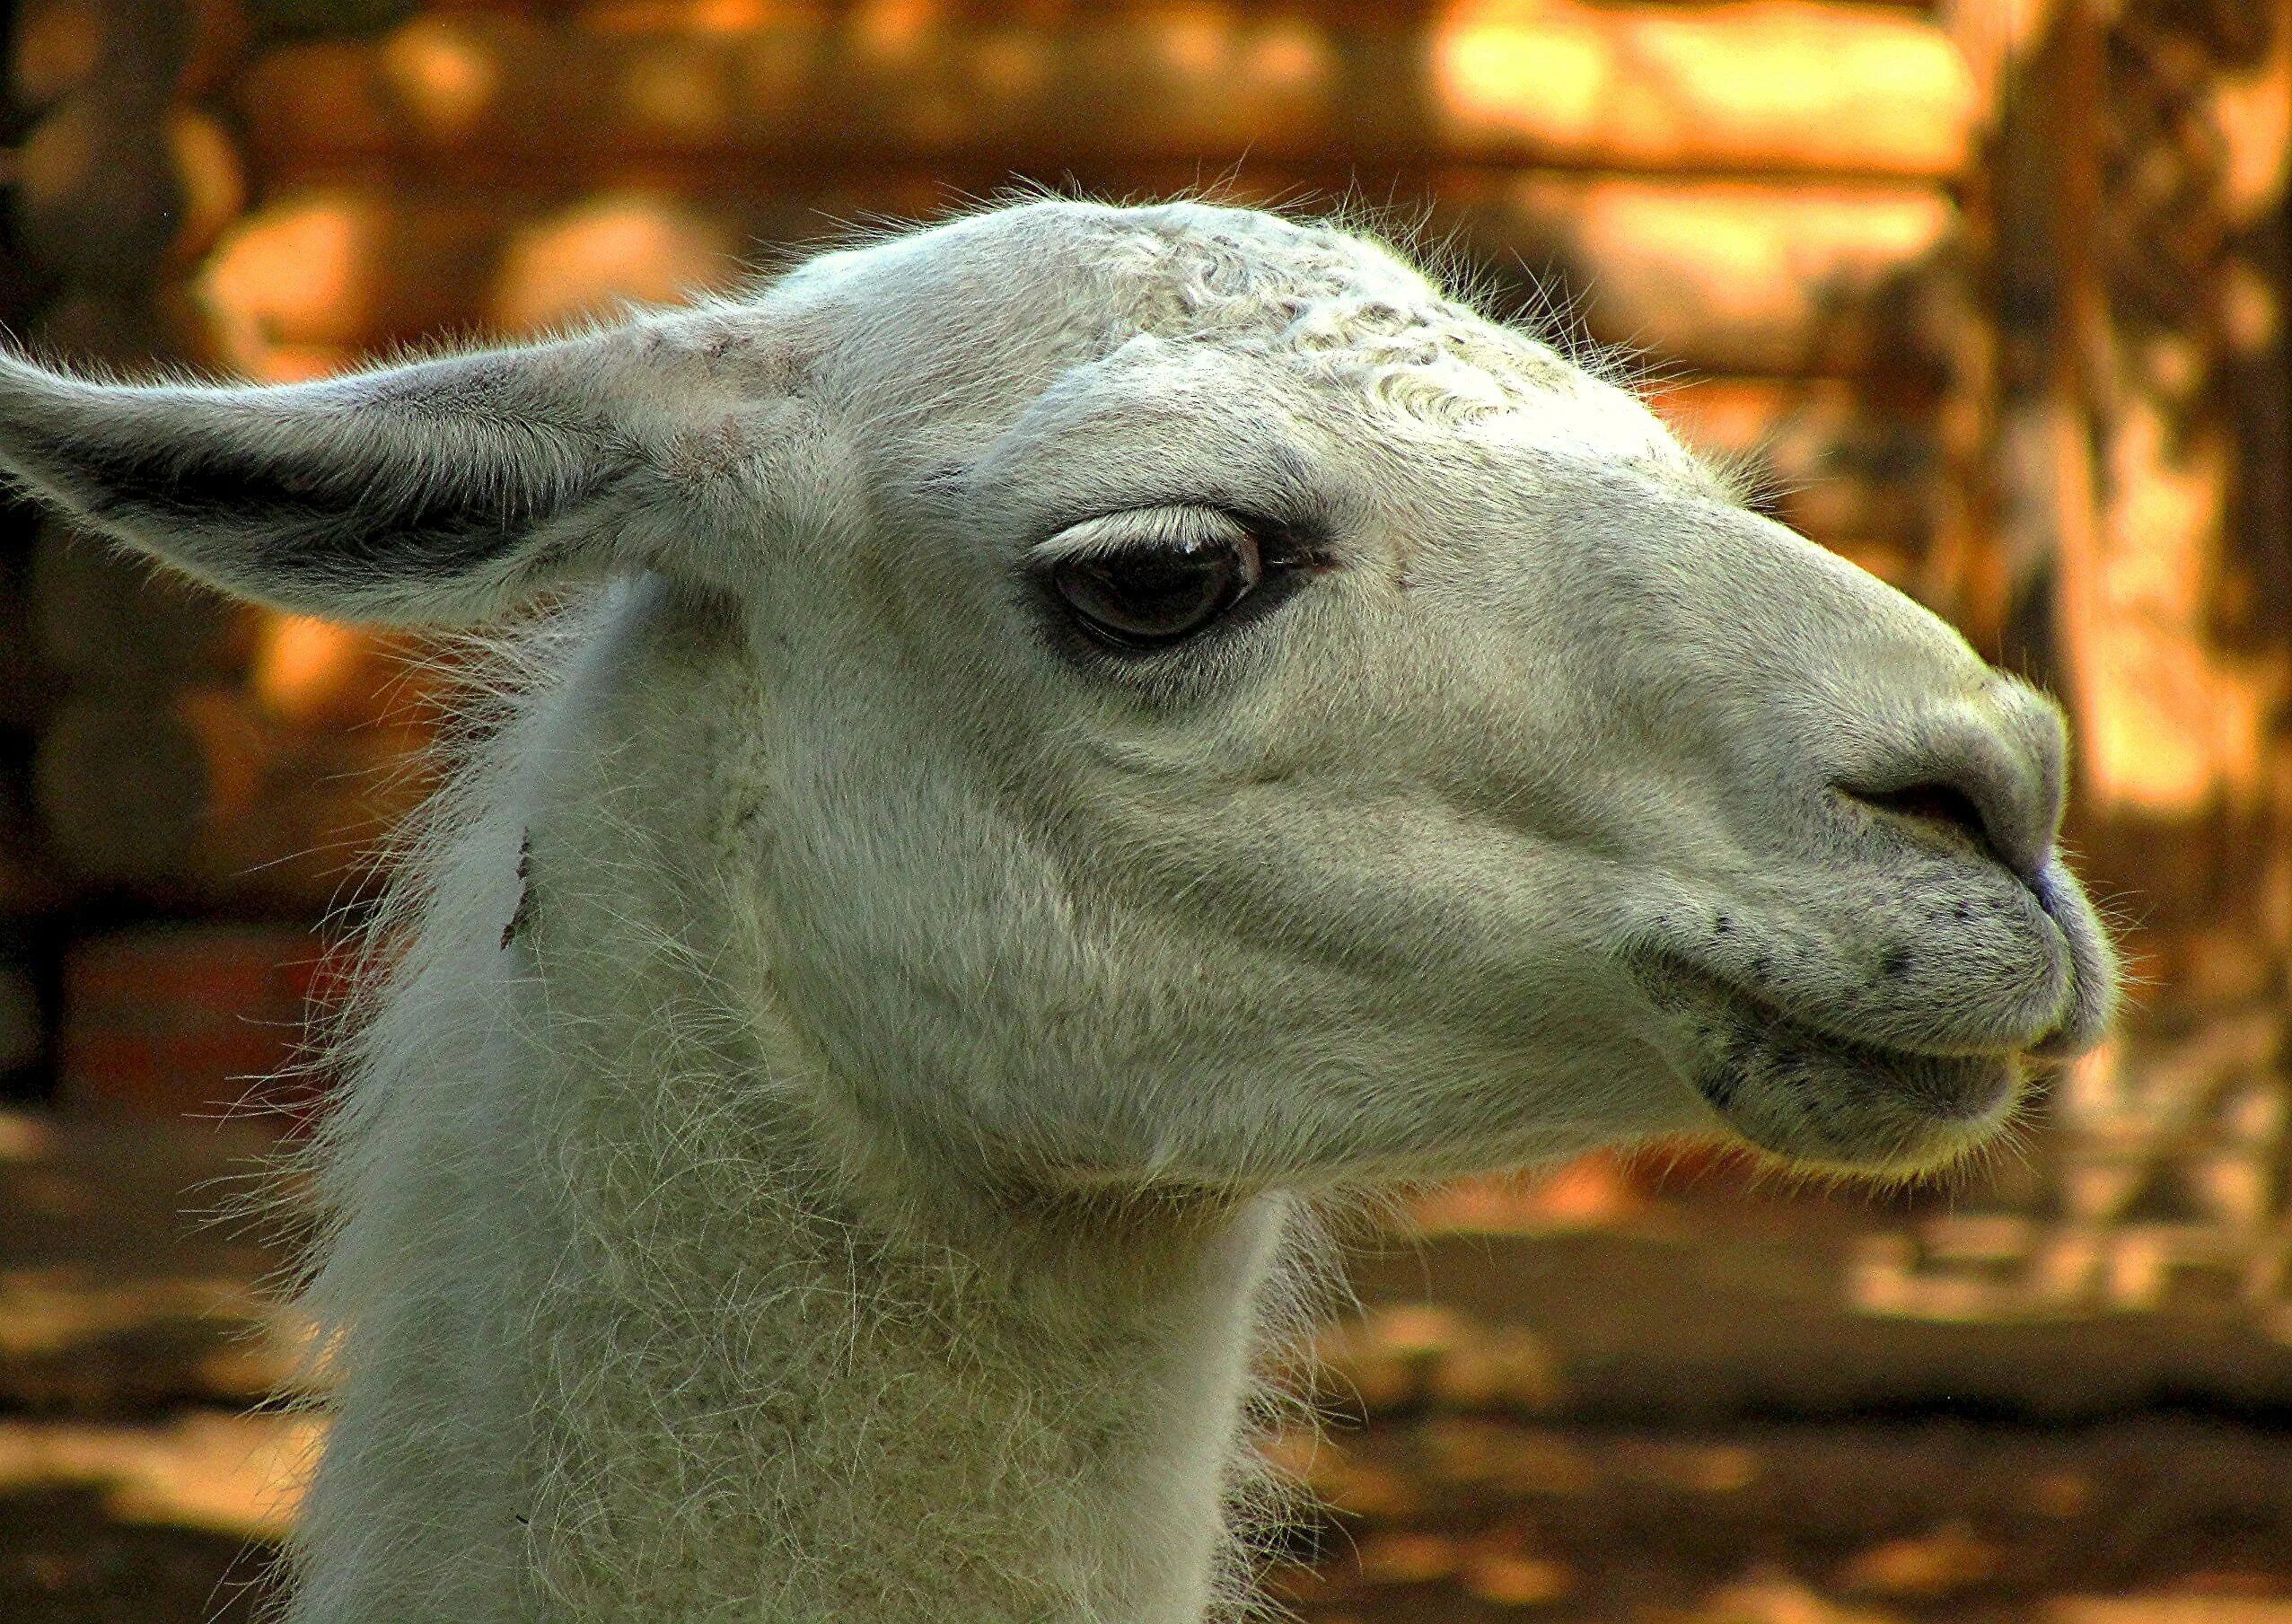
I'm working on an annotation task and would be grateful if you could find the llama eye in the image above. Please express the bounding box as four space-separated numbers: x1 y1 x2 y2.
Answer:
1051 531 1263 648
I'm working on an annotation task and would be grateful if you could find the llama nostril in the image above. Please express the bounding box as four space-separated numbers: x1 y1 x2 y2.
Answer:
1841 779 2015 873
1835 682 2067 882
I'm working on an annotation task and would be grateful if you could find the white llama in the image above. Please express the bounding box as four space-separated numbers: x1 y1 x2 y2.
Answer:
0 200 2113 1624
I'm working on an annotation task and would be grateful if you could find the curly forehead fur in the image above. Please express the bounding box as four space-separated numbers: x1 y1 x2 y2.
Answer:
781 200 1695 475
1102 207 1581 417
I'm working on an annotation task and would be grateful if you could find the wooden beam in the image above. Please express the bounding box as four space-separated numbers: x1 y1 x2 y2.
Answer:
1429 0 1971 177
2039 0 2288 826
191 176 1956 380
230 1 1975 185
1455 175 1956 375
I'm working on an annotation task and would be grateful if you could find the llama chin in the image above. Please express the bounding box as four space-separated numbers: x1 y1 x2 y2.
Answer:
0 198 2114 1624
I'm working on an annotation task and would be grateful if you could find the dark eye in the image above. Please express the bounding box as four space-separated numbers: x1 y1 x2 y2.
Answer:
1051 531 1264 648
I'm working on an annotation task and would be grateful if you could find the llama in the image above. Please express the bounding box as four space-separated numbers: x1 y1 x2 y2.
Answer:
0 200 2113 1624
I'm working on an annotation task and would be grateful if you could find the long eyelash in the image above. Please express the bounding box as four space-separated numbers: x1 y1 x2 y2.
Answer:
1029 504 1249 566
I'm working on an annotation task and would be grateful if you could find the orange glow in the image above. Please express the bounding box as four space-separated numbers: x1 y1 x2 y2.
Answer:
0 1413 319 1541
2210 24 2292 224
1153 7 1234 83
1437 8 1606 136
848 0 941 61
1239 20 1335 100
380 15 501 136
1645 377 1796 457
684 0 803 32
1433 0 1971 177
1569 183 1948 293
164 110 248 268
251 616 372 728
622 40 734 137
1463 1554 1575 1607
197 192 382 381
0 1112 55 1163
1412 1154 1640 1235
1491 177 1952 372
490 195 737 335
2042 367 2287 823
250 346 361 384
11 0 104 104
2223 259 2281 357
970 30 1054 102
175 688 266 824
2062 400 2286 819
1830 539 1914 589
578 0 811 36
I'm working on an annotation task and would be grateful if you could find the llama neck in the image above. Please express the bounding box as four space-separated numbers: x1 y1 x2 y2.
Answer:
288 584 1301 1623
294 942 1295 1624
542 1056 1294 1624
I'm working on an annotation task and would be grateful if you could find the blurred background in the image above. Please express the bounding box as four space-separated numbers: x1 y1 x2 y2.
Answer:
0 0 2285 1620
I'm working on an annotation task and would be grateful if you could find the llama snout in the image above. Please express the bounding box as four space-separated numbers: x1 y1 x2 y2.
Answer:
1820 673 2117 1058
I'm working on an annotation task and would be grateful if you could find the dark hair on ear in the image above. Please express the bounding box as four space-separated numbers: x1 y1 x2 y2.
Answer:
0 337 660 626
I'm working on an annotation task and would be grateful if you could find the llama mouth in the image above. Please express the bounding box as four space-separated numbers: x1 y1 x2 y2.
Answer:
1691 1005 2024 1172
1640 955 2028 1172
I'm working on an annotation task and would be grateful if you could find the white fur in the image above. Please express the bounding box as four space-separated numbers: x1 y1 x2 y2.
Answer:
0 200 2113 1623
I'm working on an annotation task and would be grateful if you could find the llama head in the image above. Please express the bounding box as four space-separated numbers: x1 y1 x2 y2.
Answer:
0 199 2113 1189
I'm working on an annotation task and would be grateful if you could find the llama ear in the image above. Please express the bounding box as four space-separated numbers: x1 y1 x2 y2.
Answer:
0 329 720 625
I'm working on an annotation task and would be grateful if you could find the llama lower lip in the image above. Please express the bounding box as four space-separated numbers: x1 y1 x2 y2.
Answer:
1691 1009 2024 1172
1644 957 2026 1170
1693 1022 2019 1120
